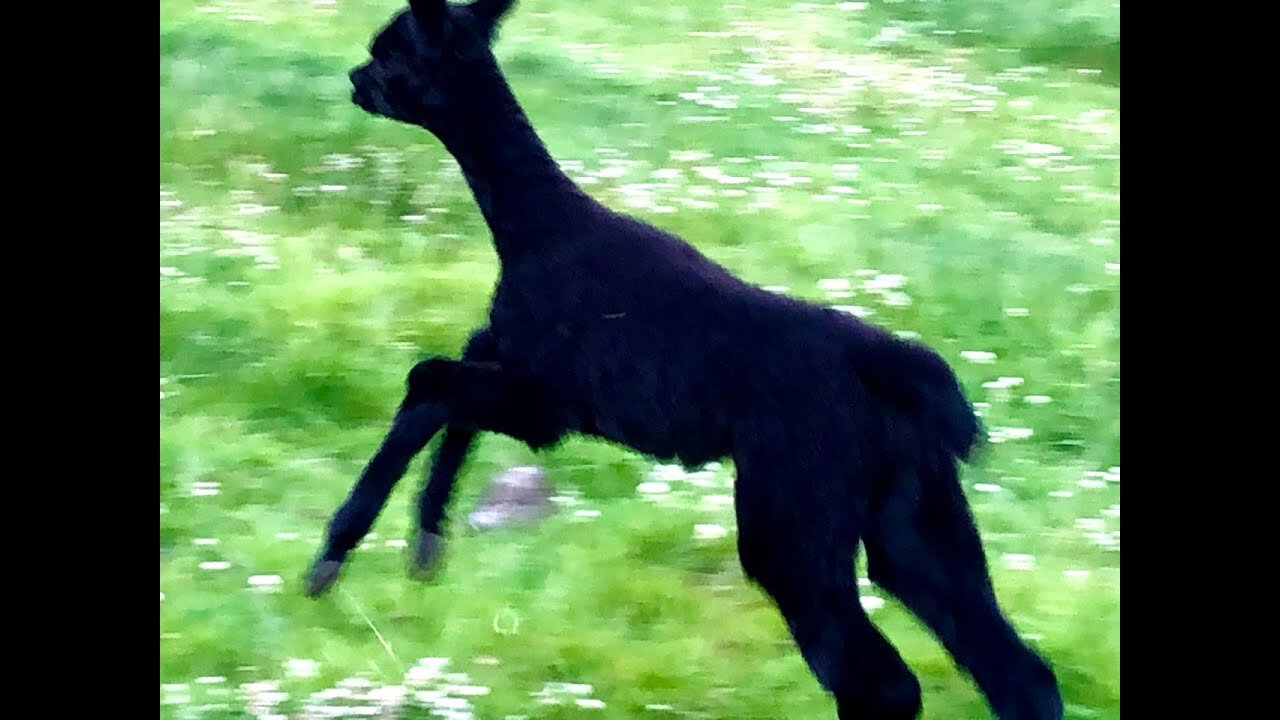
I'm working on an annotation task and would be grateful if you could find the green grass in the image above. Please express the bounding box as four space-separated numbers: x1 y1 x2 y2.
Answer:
160 1 1119 717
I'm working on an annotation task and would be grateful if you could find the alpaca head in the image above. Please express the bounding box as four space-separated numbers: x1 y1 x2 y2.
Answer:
349 0 518 132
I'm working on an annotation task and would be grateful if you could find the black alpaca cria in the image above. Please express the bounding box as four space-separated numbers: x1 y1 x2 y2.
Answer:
305 2 1063 718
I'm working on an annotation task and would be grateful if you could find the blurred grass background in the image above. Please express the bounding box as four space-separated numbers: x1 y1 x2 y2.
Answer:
159 0 1119 717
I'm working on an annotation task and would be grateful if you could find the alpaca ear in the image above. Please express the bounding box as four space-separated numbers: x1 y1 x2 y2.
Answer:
469 0 517 40
409 0 448 29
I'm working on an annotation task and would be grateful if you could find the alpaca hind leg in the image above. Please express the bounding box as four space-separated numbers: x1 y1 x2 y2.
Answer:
733 445 921 719
864 459 1062 720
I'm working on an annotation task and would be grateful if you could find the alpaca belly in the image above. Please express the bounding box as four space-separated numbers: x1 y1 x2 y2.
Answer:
575 341 734 467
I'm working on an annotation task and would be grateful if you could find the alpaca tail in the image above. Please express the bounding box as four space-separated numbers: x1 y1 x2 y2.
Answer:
849 331 984 463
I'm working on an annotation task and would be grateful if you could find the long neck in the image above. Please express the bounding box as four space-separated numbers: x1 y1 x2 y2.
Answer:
433 71 593 258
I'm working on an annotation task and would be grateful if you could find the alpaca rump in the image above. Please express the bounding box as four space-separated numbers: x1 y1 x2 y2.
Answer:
305 2 1064 718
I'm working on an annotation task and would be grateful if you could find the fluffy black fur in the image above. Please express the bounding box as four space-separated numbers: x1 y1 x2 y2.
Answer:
304 2 1063 718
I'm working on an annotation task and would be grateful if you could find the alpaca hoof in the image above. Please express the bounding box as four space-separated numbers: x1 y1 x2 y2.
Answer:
305 559 344 598
409 532 445 581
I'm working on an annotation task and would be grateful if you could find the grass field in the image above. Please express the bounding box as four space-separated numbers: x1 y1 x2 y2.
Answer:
159 1 1120 717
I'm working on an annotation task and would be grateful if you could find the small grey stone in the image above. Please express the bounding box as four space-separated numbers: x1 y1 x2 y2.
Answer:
468 465 557 532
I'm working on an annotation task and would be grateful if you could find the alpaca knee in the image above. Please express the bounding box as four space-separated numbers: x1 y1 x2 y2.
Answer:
406 357 452 399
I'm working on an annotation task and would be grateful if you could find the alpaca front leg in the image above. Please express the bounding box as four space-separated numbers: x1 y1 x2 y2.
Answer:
408 357 571 451
307 356 567 596
409 426 473 581
410 327 497 581
398 357 569 585
305 398 447 597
